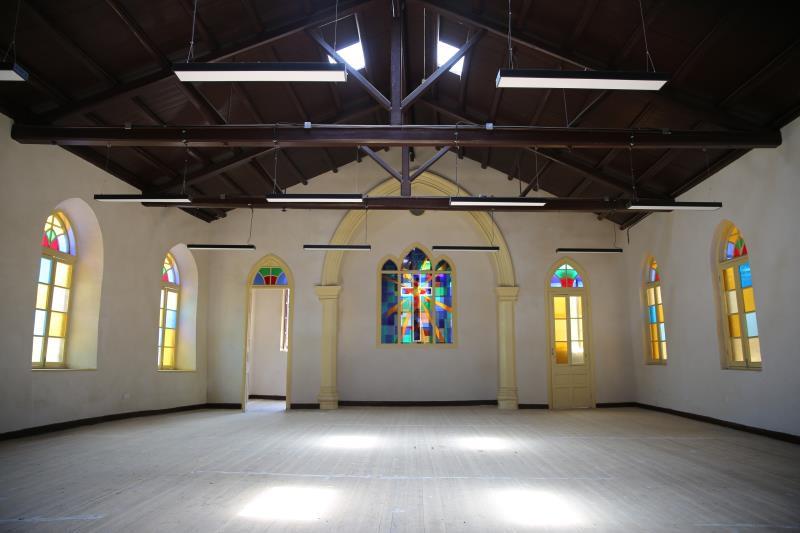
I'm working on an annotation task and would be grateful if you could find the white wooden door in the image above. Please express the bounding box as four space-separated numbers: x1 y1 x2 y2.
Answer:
549 293 594 409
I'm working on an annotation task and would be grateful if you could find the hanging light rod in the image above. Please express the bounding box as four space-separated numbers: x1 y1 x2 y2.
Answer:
186 244 256 251
627 200 722 211
432 245 500 252
93 194 191 203
266 193 363 204
450 196 546 207
303 244 372 251
556 247 624 254
173 62 347 83
0 62 28 82
496 69 669 91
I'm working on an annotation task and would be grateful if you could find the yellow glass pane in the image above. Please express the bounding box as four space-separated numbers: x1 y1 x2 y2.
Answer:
51 287 69 313
570 318 583 341
723 267 735 291
656 304 664 323
651 341 658 360
35 284 49 309
48 312 67 337
731 338 744 362
742 287 755 313
32 336 44 363
163 328 176 348
554 319 567 341
162 347 175 368
553 296 566 319
728 314 741 338
555 342 568 364
571 341 584 365
45 337 64 363
660 342 668 359
748 337 761 363
54 261 71 288
166 291 178 311
650 323 658 342
646 287 655 306
655 285 662 305
726 290 738 314
570 296 582 319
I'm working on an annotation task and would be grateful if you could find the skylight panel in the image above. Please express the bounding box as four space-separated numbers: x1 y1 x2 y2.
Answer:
327 41 366 71
437 41 464 76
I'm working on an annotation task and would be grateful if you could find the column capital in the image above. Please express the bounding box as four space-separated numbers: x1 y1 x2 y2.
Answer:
315 285 342 301
495 286 520 301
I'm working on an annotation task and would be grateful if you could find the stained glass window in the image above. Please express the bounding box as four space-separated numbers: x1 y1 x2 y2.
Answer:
550 263 584 288
719 225 761 368
380 248 453 344
644 258 667 363
252 266 288 286
549 262 587 366
33 212 75 368
158 253 180 369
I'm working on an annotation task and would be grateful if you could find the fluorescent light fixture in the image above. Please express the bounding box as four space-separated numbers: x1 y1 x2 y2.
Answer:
437 41 465 76
266 193 363 204
94 194 191 203
450 196 546 207
303 244 371 251
627 200 722 211
327 41 366 70
556 247 623 254
432 245 500 252
187 244 256 251
174 62 347 82
0 62 28 81
496 69 668 90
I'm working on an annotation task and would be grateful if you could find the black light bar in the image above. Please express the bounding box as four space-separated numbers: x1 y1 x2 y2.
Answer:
0 62 28 82
496 69 669 91
431 245 500 252
303 244 372 251
556 248 624 254
94 194 191 203
187 244 256 251
174 62 347 83
627 200 722 211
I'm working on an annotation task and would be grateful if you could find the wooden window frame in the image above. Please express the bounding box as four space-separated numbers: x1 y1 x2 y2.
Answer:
717 253 761 370
548 289 588 367
158 254 180 370
644 260 668 365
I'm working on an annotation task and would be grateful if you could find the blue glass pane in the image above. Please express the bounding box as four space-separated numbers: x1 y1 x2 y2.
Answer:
276 272 288 285
402 248 430 270
39 257 52 283
166 310 177 329
649 305 657 324
434 273 453 343
745 312 758 337
252 273 264 285
659 323 666 341
382 260 397 271
380 273 398 344
739 262 752 288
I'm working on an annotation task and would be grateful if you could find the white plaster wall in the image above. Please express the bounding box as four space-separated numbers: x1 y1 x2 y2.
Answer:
622 118 800 436
0 115 210 433
205 148 635 406
248 290 287 396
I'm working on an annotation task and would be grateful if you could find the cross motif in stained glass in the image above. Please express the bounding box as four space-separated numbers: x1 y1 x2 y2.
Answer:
551 263 584 288
41 213 74 255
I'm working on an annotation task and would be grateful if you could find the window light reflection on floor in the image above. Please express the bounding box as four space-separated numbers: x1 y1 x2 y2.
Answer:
490 489 585 528
455 436 510 451
238 486 337 522
319 434 381 449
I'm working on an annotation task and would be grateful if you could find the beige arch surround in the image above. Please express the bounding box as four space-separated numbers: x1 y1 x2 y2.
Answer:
316 171 520 409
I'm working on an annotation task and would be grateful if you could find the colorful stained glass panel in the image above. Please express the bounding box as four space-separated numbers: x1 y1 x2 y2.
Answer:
739 262 752 288
41 213 75 255
382 260 397 271
725 227 748 260
38 257 52 283
380 273 399 344
253 266 287 286
551 263 583 288
433 272 453 343
749 338 761 363
161 253 180 285
745 312 758 337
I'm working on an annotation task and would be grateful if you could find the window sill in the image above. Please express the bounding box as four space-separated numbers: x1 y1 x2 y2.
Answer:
157 369 197 373
724 365 762 371
32 368 96 371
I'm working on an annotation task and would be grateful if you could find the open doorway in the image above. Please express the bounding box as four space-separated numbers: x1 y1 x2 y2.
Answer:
243 256 293 411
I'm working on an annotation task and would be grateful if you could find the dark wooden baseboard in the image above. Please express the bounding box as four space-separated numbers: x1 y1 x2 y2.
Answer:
518 403 548 409
339 399 498 407
289 403 320 409
248 394 286 401
0 403 242 440
596 402 638 408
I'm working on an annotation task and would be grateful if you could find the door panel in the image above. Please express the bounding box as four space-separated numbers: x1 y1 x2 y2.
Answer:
550 293 593 409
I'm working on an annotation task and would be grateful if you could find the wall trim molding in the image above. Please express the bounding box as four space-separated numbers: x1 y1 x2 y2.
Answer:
248 394 286 400
338 400 498 407
0 403 242 440
290 403 321 409
518 403 549 409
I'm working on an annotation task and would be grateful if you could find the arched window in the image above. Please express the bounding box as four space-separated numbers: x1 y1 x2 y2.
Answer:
645 258 667 363
380 247 454 344
33 212 76 368
251 264 290 351
158 253 180 369
718 225 761 368
548 263 586 364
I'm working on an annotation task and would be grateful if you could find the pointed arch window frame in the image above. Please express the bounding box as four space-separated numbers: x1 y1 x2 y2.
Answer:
158 253 181 370
378 246 456 347
546 260 591 367
33 211 77 369
644 257 668 364
717 225 761 370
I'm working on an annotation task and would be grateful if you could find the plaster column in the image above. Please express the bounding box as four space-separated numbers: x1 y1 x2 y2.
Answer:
315 285 341 410
496 286 520 410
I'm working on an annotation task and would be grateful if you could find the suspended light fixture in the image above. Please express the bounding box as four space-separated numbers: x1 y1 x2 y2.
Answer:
627 200 722 211
496 69 668 91
0 62 27 81
432 245 500 252
450 197 546 207
94 194 191 203
303 244 371 251
174 62 347 83
187 244 256 251
266 193 363 204
556 247 623 254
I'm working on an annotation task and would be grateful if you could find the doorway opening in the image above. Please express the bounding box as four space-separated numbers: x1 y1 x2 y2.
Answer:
243 256 293 411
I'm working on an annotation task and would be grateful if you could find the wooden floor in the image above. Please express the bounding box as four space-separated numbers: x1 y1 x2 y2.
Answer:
1 402 799 532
